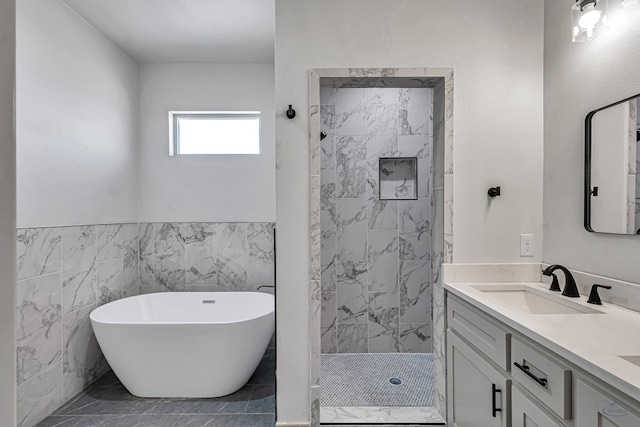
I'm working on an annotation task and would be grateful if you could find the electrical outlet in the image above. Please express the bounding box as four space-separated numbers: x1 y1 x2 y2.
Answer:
520 234 535 257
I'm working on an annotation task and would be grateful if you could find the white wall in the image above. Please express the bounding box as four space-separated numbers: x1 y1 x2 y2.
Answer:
16 0 138 228
137 63 276 223
275 0 544 423
544 0 640 284
0 0 16 423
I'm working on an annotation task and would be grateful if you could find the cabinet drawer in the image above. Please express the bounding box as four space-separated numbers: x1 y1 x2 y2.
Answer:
512 385 563 427
448 296 510 371
511 337 571 419
575 380 640 426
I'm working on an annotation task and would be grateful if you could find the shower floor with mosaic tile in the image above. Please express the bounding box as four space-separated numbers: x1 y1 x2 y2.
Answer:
320 353 444 425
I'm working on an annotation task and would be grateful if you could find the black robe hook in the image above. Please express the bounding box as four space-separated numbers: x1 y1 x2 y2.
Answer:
286 105 296 119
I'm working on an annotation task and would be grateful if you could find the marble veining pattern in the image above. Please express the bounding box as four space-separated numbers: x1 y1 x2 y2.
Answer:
18 221 273 427
321 84 433 354
312 68 454 424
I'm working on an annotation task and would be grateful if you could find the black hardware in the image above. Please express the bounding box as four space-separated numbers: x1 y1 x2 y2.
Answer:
584 92 640 234
491 384 502 417
257 285 275 291
548 273 561 292
488 186 501 198
590 187 598 197
542 265 580 298
587 284 612 305
286 105 296 119
514 361 548 388
320 131 327 141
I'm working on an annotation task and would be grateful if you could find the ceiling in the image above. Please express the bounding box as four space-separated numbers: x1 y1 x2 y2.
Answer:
62 0 275 63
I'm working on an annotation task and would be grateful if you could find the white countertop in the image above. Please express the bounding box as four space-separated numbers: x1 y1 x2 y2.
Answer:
444 280 640 403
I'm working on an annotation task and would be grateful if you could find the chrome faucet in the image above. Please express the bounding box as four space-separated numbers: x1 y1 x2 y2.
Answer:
542 265 580 298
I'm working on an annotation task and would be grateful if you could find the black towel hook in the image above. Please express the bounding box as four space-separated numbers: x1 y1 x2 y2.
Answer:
286 105 296 119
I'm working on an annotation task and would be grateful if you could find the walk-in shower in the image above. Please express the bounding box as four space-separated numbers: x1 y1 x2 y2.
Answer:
314 72 450 425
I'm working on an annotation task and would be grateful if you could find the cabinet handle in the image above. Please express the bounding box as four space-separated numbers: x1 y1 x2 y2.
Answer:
492 384 502 418
514 361 548 388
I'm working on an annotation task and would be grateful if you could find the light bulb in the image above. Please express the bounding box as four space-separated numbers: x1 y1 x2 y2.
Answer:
579 5 602 29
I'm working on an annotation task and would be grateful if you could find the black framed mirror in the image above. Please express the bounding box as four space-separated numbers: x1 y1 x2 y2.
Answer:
585 94 640 235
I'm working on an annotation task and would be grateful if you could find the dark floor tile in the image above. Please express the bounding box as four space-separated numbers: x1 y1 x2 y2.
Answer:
174 414 275 427
57 386 160 415
262 347 275 363
39 415 179 426
247 362 275 385
245 385 275 414
36 416 84 427
150 385 253 415
91 370 122 387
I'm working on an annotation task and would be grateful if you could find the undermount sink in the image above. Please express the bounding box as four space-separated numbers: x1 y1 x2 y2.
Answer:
470 284 603 315
619 356 640 368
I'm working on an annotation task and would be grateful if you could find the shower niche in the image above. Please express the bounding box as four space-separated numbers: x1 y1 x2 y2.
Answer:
379 157 418 200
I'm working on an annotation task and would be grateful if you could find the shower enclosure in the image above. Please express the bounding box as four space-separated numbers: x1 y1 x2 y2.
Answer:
309 68 454 426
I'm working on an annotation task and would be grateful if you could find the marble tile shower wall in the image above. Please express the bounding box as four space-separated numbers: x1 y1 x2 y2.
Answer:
15 224 139 427
138 222 275 293
320 87 433 354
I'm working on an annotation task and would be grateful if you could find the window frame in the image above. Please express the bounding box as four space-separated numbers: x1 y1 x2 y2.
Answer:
169 111 261 156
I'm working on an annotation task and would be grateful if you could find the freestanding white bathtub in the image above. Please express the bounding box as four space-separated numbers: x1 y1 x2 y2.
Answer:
90 292 274 398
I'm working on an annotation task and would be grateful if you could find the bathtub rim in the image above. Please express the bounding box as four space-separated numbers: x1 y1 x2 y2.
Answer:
90 291 275 326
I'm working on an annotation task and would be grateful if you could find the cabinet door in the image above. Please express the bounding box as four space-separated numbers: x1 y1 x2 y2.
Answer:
512 385 564 427
448 331 510 427
576 380 640 427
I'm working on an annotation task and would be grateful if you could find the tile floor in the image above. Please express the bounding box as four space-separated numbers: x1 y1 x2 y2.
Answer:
37 347 275 427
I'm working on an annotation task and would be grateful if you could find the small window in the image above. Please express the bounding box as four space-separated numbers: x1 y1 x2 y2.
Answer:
169 111 260 155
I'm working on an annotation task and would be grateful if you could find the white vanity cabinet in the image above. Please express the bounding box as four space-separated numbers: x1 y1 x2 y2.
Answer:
447 292 640 427
448 332 510 427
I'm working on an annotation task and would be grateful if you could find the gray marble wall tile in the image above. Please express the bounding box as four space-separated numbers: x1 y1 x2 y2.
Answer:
336 199 367 261
154 223 185 291
139 223 154 256
367 229 398 292
96 224 123 262
336 136 367 198
320 135 336 185
321 261 336 293
217 223 248 290
337 323 368 353
122 224 139 298
63 304 101 400
248 223 275 284
320 86 337 106
335 88 367 136
321 183 337 231
17 228 61 280
444 175 454 263
321 291 336 329
399 135 433 198
310 104 321 177
310 176 321 283
399 88 432 136
16 273 63 384
400 323 432 353
399 260 432 324
17 363 62 427
399 200 431 260
310 280 321 387
368 292 399 353
184 223 216 286
96 259 123 305
321 326 337 354
320 104 335 135
62 226 97 314
368 198 398 230
336 260 368 323
321 229 337 270
155 253 186 292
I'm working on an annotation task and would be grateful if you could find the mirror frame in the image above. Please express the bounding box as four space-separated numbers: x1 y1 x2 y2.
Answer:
584 93 640 234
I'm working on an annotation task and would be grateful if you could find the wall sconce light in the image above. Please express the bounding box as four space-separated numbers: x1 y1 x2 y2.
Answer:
622 0 640 8
571 0 609 42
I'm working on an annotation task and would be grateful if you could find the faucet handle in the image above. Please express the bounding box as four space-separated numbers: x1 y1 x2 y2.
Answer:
587 284 612 305
549 273 561 292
